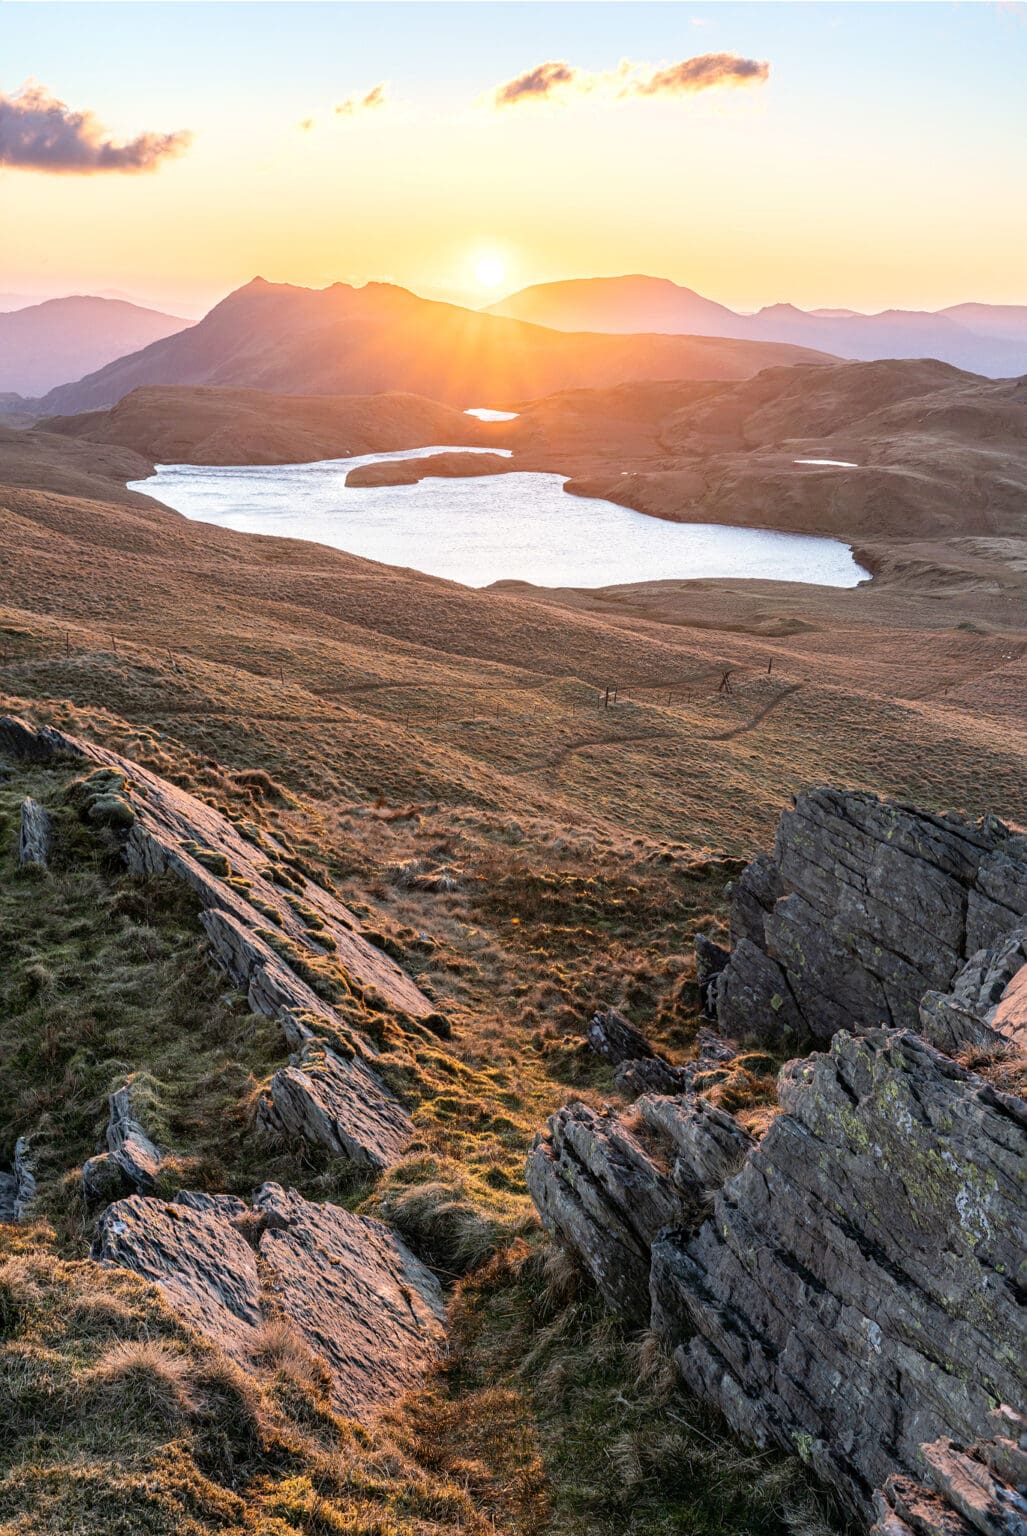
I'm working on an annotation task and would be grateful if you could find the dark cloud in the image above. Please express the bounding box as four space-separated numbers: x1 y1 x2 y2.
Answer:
0 83 192 173
631 53 770 96
491 53 769 108
335 83 388 117
493 61 577 107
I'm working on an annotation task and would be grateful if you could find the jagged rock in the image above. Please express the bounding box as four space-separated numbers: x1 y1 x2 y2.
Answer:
257 1043 411 1171
18 797 50 868
252 1183 445 1420
639 1094 754 1196
921 928 1027 1055
105 1083 164 1192
526 1101 686 1323
0 714 431 1172
871 1416 1027 1536
715 789 1027 1044
695 933 730 1018
615 1056 690 1097
587 1007 658 1063
93 1184 445 1422
650 1028 1027 1517
174 1190 250 1220
1 1137 38 1222
92 1193 262 1358
713 934 807 1045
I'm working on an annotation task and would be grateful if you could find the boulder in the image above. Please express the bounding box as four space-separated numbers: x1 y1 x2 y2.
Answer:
715 789 1027 1045
92 1193 262 1361
1 1137 37 1222
253 1183 445 1420
257 1043 411 1171
92 1184 445 1422
587 1006 658 1064
650 1029 1027 1517
615 1056 690 1098
695 933 730 1018
105 1083 164 1192
18 797 50 868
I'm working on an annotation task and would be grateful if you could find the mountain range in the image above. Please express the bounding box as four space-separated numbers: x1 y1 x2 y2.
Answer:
487 275 1027 378
25 278 831 416
0 296 190 396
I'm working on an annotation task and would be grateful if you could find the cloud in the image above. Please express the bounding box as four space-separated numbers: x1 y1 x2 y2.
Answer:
335 83 387 117
493 62 576 107
491 52 769 108
633 53 770 95
0 82 192 173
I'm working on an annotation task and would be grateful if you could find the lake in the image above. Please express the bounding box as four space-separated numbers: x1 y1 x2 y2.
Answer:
130 448 871 590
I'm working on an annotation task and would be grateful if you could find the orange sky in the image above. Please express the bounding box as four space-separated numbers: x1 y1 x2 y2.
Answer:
2 3 1025 318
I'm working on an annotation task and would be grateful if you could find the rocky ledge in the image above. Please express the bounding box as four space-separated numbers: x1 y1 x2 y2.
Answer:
93 1182 446 1422
713 787 1027 1047
0 714 436 1173
528 787 1027 1527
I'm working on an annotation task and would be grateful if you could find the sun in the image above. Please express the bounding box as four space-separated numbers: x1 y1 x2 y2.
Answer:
474 254 507 289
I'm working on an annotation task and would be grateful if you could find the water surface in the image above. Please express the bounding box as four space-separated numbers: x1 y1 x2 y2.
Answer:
131 448 870 590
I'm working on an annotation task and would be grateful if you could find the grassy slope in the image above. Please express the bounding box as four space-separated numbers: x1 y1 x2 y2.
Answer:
1 444 1022 1534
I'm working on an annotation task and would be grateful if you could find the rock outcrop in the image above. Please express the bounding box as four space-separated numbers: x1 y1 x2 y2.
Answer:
82 1081 166 1202
92 1182 446 1421
714 789 1027 1046
920 927 1027 1056
0 715 436 1173
256 1042 411 1171
0 1136 36 1223
18 796 50 868
650 1028 1026 1515
525 1092 748 1323
528 787 1027 1523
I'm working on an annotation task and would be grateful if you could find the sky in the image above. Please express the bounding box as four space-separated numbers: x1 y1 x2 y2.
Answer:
1 1 1025 319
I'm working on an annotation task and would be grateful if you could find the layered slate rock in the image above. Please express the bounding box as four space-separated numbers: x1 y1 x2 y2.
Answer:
253 1183 446 1420
256 1043 412 1171
18 797 50 868
82 1081 167 1202
93 1193 263 1359
0 1136 36 1223
0 714 434 1172
920 927 1027 1055
715 789 1027 1044
526 1094 737 1323
650 1029 1027 1517
92 1184 445 1422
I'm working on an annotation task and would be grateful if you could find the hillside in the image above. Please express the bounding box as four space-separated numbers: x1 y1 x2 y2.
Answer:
0 414 1025 1536
33 278 833 415
503 360 1027 542
489 275 1027 378
0 296 189 397
40 386 491 466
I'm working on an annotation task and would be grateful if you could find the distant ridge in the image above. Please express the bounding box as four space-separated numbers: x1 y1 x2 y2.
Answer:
0 296 190 397
488 275 1027 378
33 277 833 415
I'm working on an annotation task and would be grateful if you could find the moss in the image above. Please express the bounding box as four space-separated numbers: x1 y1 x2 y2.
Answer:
180 840 232 878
